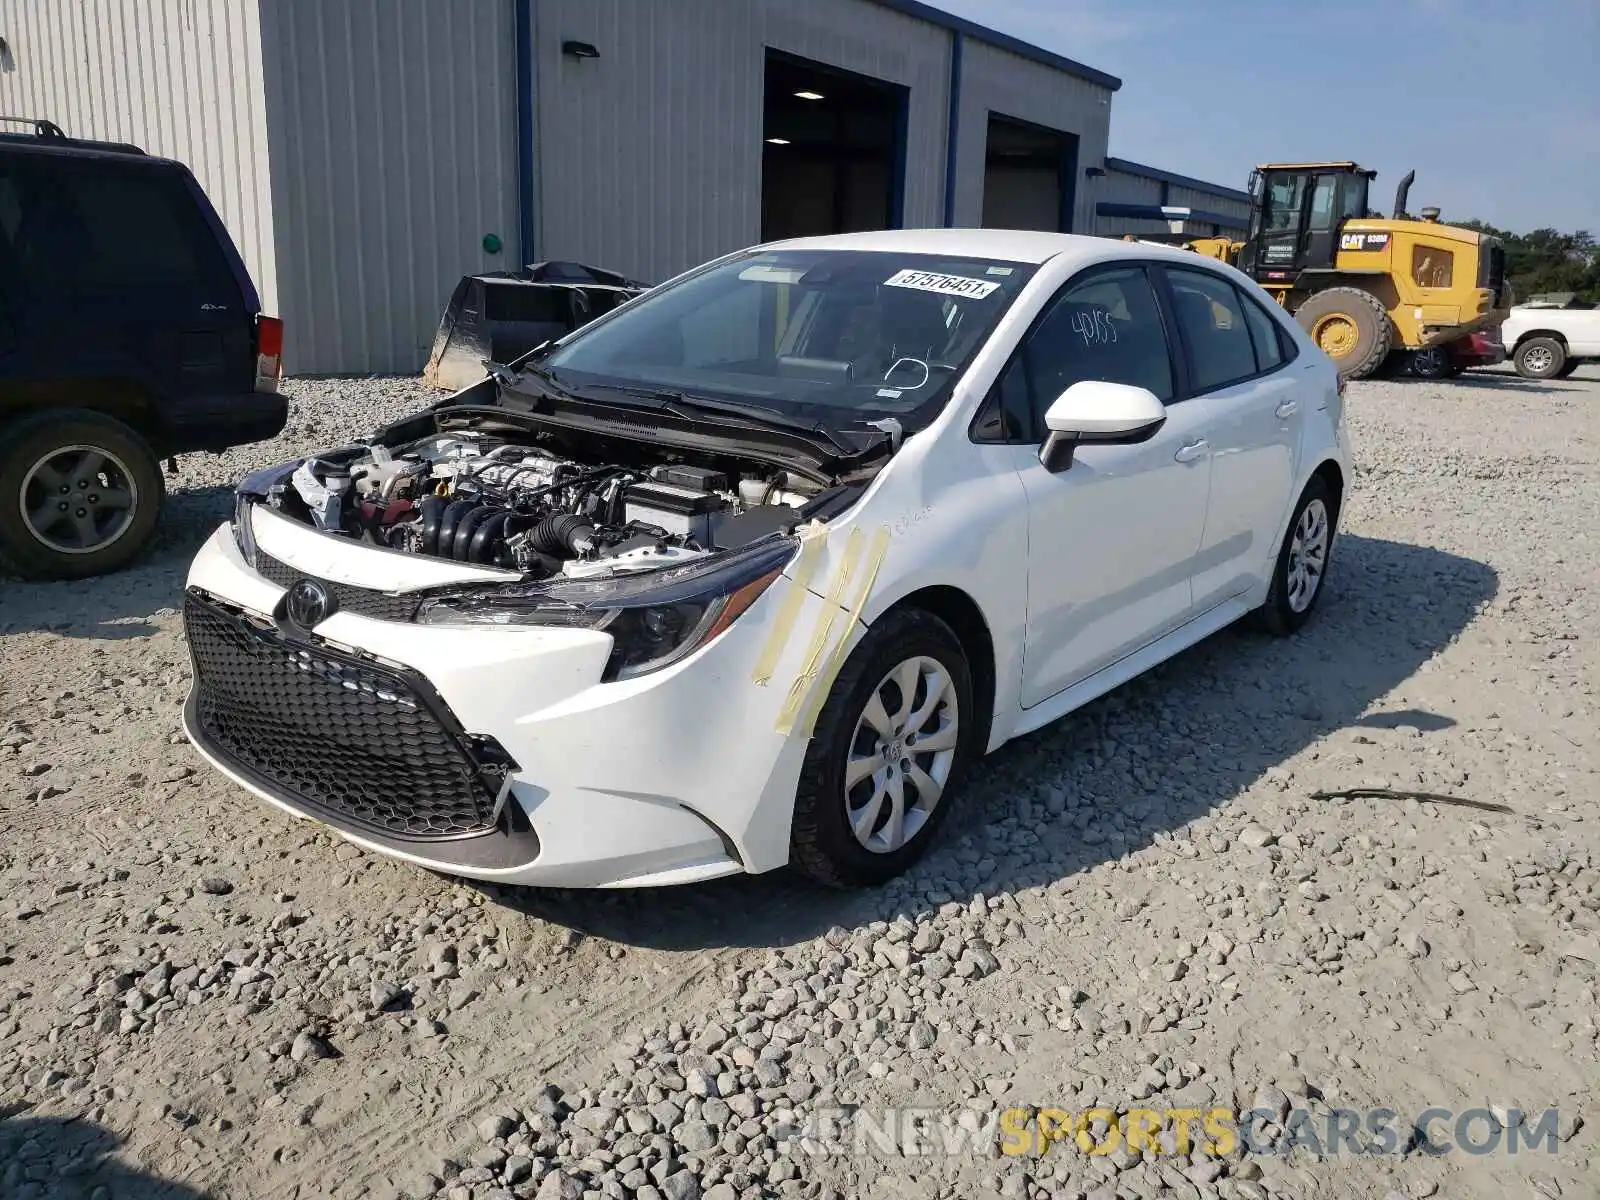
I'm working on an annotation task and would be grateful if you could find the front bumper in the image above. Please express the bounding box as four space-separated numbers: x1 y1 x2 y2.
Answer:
183 515 839 888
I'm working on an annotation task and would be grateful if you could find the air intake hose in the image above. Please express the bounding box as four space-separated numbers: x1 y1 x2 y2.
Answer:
529 513 597 559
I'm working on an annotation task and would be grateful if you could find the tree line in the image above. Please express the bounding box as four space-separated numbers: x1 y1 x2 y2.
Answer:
1459 221 1600 303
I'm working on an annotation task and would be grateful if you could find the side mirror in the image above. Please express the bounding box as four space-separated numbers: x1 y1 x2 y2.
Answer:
1039 381 1167 472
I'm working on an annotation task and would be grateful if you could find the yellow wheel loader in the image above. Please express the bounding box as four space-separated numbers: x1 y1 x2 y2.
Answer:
1186 163 1508 379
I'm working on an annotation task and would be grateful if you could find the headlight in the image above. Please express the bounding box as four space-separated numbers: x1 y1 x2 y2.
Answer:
232 460 300 567
232 493 258 566
416 537 797 680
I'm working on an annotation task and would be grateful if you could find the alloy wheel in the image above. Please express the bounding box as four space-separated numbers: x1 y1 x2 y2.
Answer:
1522 345 1555 375
1285 498 1329 613
19 445 140 555
844 655 960 854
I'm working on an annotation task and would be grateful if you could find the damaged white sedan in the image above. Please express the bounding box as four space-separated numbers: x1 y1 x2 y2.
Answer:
184 229 1349 889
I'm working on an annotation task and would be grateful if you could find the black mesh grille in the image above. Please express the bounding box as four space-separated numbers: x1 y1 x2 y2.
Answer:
254 551 423 622
185 591 500 839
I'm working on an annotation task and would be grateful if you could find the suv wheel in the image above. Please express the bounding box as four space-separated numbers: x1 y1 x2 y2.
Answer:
789 608 975 888
0 409 165 580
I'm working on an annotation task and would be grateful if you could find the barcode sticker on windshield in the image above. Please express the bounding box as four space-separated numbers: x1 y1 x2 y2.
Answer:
883 269 1000 300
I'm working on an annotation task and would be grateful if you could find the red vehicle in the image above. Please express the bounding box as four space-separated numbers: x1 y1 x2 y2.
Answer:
1410 327 1505 378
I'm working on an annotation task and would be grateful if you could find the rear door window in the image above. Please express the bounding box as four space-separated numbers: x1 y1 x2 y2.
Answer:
1166 268 1260 392
0 172 21 244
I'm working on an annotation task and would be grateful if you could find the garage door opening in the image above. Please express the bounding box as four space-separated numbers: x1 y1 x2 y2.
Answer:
761 50 907 242
981 114 1079 233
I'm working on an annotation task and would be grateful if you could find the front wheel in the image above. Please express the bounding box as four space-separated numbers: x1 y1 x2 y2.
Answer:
1294 288 1394 380
0 409 165 580
789 608 975 888
1254 477 1337 636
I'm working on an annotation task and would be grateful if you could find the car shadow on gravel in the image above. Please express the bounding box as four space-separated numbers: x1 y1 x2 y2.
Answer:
1446 374 1584 396
489 533 1498 950
0 484 231 638
0 1107 207 1199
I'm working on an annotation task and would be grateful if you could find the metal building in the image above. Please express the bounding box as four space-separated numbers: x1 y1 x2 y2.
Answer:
1093 157 1254 240
0 0 1248 377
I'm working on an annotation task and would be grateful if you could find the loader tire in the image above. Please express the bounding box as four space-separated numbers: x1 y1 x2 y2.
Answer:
1295 288 1393 380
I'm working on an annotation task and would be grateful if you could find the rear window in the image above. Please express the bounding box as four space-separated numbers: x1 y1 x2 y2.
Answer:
3 162 234 293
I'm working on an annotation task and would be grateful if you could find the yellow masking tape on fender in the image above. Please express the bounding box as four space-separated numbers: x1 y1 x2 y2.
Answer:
792 524 891 739
750 521 828 686
774 527 866 734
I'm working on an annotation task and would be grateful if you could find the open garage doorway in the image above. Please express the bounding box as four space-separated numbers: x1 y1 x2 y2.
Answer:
981 114 1079 232
761 50 907 242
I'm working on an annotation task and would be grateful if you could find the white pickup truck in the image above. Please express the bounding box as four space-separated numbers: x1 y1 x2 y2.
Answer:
1500 294 1600 378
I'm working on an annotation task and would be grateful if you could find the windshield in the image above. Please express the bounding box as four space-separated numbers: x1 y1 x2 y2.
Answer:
542 249 1039 429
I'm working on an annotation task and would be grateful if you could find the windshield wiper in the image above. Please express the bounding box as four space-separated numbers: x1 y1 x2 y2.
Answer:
496 359 577 400
600 385 856 453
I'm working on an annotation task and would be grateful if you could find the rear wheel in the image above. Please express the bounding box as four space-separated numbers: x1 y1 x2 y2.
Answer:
1294 288 1393 380
0 409 164 580
1513 336 1566 379
1255 476 1337 636
790 608 975 888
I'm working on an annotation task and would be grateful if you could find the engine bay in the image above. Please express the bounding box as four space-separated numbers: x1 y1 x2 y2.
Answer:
261 429 832 581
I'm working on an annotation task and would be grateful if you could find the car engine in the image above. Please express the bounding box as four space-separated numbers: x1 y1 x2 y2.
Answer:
277 433 821 579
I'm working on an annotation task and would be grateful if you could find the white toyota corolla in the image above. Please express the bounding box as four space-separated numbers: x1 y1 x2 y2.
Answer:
184 230 1348 889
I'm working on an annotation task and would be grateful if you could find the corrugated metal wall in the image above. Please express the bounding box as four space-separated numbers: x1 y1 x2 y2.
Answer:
258 0 519 375
1094 165 1253 237
1168 180 1252 227
951 39 1112 233
533 0 951 286
1093 166 1167 236
0 0 276 309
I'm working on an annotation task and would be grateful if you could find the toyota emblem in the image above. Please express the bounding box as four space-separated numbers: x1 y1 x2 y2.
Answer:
285 578 335 628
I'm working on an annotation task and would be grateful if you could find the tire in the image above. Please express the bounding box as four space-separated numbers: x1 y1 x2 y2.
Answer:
1513 336 1566 380
1554 359 1581 379
1294 288 1393 380
1408 345 1454 380
1254 476 1337 636
0 408 165 580
789 608 976 888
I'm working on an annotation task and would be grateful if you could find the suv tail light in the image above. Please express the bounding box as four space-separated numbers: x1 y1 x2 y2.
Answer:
255 316 284 391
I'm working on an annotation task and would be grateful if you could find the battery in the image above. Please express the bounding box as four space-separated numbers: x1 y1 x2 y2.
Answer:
623 481 728 542
654 464 729 493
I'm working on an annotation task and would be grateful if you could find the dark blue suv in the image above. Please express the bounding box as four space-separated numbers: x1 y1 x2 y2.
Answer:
0 118 288 579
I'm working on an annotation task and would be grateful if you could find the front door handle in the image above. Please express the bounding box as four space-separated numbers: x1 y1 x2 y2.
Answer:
1275 399 1300 418
1174 439 1209 464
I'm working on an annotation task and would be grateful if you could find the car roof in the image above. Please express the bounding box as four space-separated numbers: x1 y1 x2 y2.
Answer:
756 227 1202 269
0 135 172 165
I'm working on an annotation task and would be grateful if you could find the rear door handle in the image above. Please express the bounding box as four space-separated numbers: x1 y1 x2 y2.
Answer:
1174 439 1209 463
1275 399 1300 418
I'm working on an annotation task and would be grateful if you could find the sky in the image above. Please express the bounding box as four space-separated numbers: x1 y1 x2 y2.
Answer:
929 0 1599 233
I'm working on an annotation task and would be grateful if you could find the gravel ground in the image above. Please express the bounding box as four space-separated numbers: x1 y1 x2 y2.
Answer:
2 368 1596 1200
